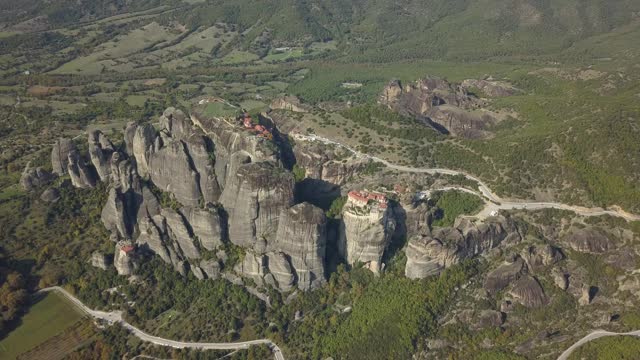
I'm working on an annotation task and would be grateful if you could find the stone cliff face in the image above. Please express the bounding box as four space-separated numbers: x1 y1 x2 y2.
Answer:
190 111 279 189
338 196 396 273
461 79 519 97
405 216 521 279
179 206 224 251
273 202 328 290
51 137 75 175
149 141 202 207
88 130 114 182
220 161 294 252
379 77 496 138
67 150 97 189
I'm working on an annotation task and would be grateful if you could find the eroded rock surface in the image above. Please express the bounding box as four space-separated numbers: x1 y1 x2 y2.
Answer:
20 165 53 191
565 227 613 253
51 137 75 175
405 216 521 279
180 206 224 250
88 130 114 182
273 202 327 290
509 275 547 308
67 150 97 189
220 161 294 252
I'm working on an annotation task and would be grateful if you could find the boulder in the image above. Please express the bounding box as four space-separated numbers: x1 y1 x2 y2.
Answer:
521 244 564 271
273 202 327 290
220 162 294 251
192 266 205 280
405 235 458 279
565 228 612 253
51 137 75 175
484 256 528 295
552 269 569 290
91 251 110 270
40 188 61 203
509 276 547 308
123 122 137 156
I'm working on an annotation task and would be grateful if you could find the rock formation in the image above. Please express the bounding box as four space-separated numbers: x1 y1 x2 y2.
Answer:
148 140 202 207
267 252 296 291
220 161 294 252
20 164 53 191
132 123 157 179
51 137 75 175
338 191 396 273
67 150 97 188
91 251 110 270
405 216 521 279
521 244 564 272
273 202 327 290
508 276 547 308
179 206 224 250
234 251 267 285
270 96 310 113
484 256 528 295
88 130 114 182
378 77 496 138
162 208 201 260
461 78 518 97
40 188 61 202
565 227 613 253
114 241 136 275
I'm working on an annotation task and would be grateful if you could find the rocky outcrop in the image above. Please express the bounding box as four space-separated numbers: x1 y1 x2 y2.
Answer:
51 138 75 175
114 241 136 275
132 124 158 179
509 276 547 308
565 228 612 253
136 215 172 264
424 105 496 139
101 187 135 240
484 256 528 295
179 206 224 251
124 122 137 156
273 202 327 290
40 188 61 202
379 77 496 138
521 244 564 272
461 79 519 97
338 196 396 273
270 96 309 113
67 150 97 189
149 140 202 207
552 268 569 290
88 130 114 182
267 252 295 292
91 251 110 270
162 208 201 260
292 141 366 186
234 251 267 285
405 216 521 279
190 112 279 189
20 165 53 191
200 259 221 279
220 162 294 252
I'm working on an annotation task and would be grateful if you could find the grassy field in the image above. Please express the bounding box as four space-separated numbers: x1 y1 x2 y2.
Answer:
202 101 238 118
0 292 85 359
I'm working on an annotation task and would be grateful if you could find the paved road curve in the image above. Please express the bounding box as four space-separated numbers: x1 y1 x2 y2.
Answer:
557 329 640 360
292 134 640 222
38 287 285 360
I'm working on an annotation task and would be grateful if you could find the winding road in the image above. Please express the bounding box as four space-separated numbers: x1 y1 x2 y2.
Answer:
557 329 640 360
38 287 285 360
292 133 640 222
